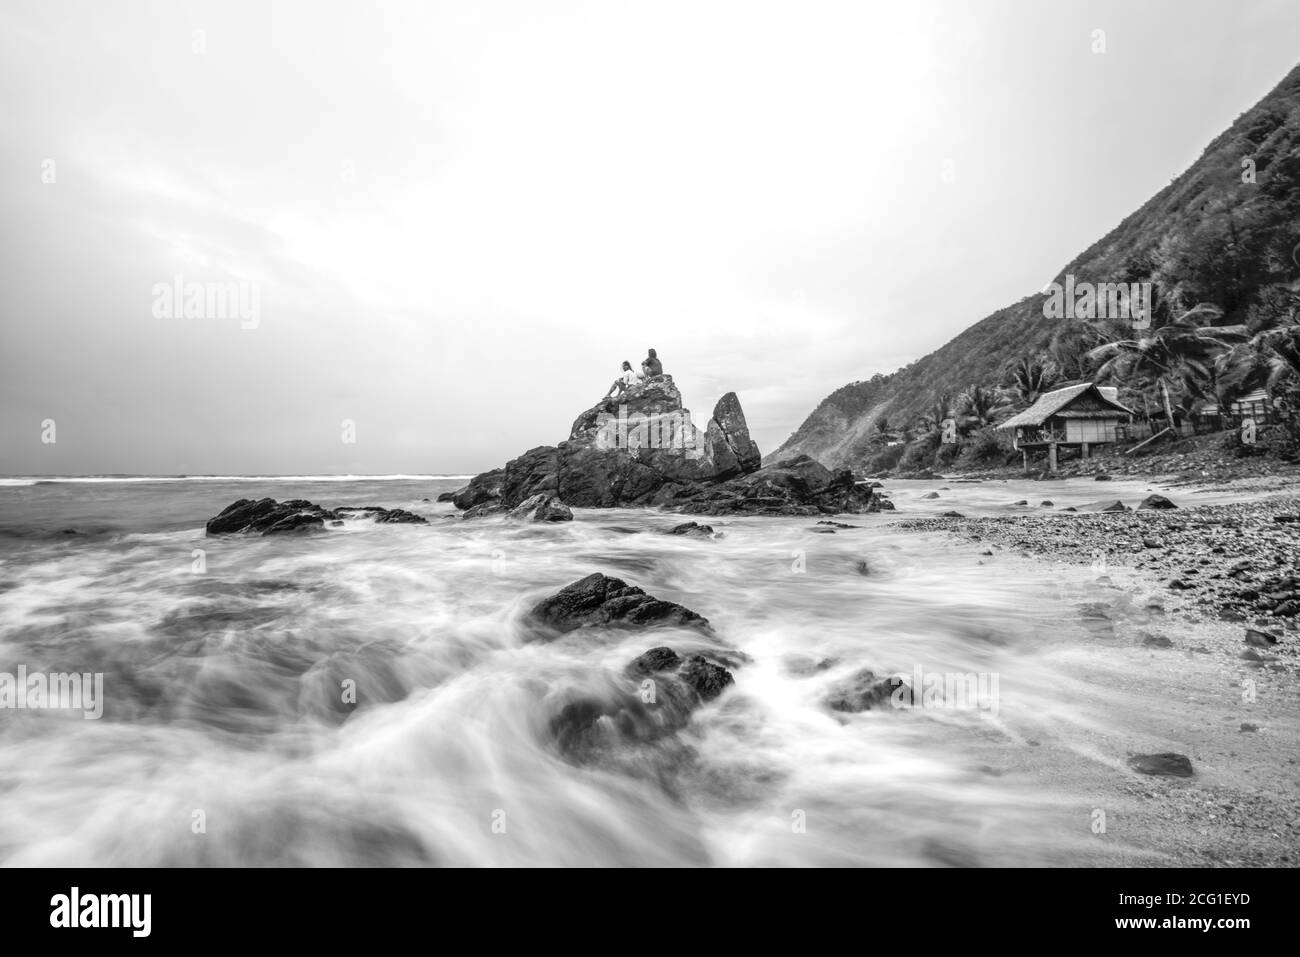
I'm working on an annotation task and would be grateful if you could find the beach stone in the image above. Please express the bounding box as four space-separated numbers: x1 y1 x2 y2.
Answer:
1040 500 1053 506
1127 753 1193 777
1244 628 1280 647
922 491 940 499
1139 494 1178 510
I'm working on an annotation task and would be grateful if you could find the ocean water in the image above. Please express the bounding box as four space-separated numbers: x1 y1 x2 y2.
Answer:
0 476 1207 866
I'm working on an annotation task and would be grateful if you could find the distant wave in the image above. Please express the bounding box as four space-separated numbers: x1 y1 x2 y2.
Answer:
3 475 472 485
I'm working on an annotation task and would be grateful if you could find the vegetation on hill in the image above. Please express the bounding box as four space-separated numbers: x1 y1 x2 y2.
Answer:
772 62 1300 475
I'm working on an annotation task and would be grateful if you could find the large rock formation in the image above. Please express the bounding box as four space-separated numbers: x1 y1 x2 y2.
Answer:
449 375 881 515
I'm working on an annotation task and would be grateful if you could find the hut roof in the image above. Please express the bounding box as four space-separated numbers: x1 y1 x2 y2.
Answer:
998 383 1133 430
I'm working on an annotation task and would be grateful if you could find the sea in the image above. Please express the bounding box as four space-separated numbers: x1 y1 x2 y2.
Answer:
0 474 1214 865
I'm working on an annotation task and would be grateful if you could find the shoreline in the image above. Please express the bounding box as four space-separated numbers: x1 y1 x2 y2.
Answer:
882 483 1300 866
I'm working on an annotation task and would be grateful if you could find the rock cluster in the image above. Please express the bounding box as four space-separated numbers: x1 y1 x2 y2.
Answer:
206 498 427 535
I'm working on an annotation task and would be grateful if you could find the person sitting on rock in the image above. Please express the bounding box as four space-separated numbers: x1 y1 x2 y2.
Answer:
605 361 642 399
641 348 663 378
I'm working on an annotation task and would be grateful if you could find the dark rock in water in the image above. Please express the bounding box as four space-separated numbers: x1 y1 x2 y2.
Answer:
334 505 431 523
435 491 457 503
678 654 735 701
671 454 880 516
783 655 837 676
1240 722 1259 732
1084 500 1129 513
667 521 713 537
207 499 428 534
1244 628 1280 647
450 468 504 511
529 573 710 636
1094 474 1112 481
462 502 508 519
1139 494 1177 510
1040 500 1053 506
206 498 333 536
817 520 859 528
507 493 573 522
1014 500 1028 506
374 508 428 525
548 644 735 757
809 527 836 534
626 646 684 675
1140 632 1173 649
826 669 899 713
921 491 940 499
939 510 965 518
1127 752 1193 777
1061 506 1078 512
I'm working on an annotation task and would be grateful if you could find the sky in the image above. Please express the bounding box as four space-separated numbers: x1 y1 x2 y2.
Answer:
2 0 1299 476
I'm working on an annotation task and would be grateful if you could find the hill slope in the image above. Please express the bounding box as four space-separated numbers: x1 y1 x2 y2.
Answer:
771 62 1300 469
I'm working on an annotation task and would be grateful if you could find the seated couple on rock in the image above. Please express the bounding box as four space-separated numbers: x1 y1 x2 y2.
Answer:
604 349 664 400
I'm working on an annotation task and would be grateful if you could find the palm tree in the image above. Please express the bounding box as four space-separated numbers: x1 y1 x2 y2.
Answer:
1086 304 1249 425
1007 356 1059 406
957 384 1013 430
1214 323 1300 404
917 391 954 432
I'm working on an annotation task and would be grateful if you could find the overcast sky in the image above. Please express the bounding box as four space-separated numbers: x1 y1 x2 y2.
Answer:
2 0 1298 476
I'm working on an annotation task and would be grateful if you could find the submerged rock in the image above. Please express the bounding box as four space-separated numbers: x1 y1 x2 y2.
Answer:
528 573 710 636
666 521 714 537
549 644 735 757
826 668 899 713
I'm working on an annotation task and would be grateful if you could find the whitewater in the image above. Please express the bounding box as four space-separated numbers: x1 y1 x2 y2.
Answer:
0 476 1229 866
